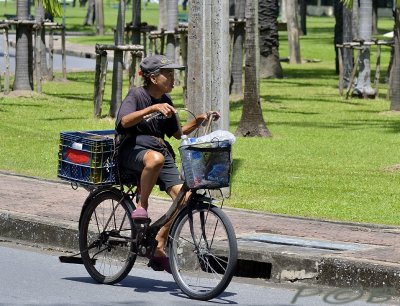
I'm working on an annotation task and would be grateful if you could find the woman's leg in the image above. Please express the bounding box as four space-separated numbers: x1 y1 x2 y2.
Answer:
155 184 187 256
137 150 165 210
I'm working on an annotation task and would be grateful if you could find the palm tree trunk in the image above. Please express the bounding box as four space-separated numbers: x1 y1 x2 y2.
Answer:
131 0 141 44
166 0 178 60
342 5 353 88
286 0 301 64
229 0 235 16
352 0 359 40
95 0 104 35
84 0 95 25
299 0 307 36
13 0 33 91
372 0 378 35
354 0 375 97
236 0 271 137
229 0 245 95
109 0 126 118
183 0 188 11
159 0 167 30
390 8 400 110
334 0 343 74
259 0 283 79
35 0 49 80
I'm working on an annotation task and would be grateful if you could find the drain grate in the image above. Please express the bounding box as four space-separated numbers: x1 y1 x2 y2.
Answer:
238 233 371 252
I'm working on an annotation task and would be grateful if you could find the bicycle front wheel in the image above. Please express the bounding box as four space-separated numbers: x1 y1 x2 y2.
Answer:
79 191 136 284
168 203 238 301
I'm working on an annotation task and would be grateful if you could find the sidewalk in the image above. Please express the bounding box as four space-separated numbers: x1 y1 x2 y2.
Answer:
1 171 400 294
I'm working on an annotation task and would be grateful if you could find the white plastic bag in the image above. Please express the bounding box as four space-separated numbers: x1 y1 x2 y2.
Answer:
195 130 236 144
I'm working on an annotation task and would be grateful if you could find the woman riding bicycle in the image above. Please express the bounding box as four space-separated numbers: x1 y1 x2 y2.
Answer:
115 54 219 271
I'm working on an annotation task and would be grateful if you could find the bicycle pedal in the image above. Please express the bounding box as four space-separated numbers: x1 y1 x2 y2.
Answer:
59 256 96 265
133 218 151 225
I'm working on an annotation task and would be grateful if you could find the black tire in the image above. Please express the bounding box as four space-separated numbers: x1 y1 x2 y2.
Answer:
168 203 238 300
79 191 136 284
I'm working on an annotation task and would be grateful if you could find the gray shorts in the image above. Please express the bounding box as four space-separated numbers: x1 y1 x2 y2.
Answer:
120 145 183 192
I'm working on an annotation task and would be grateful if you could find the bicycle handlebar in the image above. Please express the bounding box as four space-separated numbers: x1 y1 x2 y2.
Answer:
144 109 216 137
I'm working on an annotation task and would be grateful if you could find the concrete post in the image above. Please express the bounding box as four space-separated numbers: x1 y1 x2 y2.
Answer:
187 0 230 131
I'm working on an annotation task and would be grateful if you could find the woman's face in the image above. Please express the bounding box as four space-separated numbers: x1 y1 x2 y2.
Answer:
151 68 175 94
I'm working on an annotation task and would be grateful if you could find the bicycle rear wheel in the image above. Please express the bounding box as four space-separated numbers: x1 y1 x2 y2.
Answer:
168 202 238 300
79 191 136 284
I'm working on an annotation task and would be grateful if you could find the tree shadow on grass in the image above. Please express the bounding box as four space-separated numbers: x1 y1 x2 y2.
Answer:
40 116 87 121
66 74 98 85
265 119 400 134
232 158 244 181
0 101 44 108
266 67 337 80
44 92 94 103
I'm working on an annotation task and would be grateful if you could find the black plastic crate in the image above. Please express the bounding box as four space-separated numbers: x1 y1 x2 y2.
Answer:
57 130 116 185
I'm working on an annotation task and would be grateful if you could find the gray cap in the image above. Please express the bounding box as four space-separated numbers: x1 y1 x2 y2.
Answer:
140 55 185 77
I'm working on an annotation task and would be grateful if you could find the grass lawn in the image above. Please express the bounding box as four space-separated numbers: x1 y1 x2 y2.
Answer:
1 7 400 225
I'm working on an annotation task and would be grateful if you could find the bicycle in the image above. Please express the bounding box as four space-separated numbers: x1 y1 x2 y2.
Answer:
59 113 238 301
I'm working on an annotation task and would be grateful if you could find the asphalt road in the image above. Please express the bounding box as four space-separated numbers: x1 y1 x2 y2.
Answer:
0 33 98 74
0 241 395 306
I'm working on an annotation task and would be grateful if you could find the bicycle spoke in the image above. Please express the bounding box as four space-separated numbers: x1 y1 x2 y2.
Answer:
169 204 237 300
79 191 136 284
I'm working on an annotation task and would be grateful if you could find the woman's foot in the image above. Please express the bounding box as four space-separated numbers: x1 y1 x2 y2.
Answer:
131 207 148 219
147 254 171 273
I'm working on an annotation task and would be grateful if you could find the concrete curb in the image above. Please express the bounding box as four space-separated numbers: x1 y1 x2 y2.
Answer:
2 209 400 295
0 210 78 251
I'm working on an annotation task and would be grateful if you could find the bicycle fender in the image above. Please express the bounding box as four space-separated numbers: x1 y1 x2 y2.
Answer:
78 187 133 231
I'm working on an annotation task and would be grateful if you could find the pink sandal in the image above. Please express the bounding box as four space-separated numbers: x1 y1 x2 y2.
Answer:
131 207 148 219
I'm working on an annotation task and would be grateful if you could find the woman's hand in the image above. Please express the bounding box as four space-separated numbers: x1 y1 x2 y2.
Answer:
206 111 220 121
152 103 176 118
178 110 221 138
200 111 220 126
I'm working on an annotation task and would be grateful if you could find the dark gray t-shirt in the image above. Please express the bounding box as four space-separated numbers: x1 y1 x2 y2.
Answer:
115 86 179 152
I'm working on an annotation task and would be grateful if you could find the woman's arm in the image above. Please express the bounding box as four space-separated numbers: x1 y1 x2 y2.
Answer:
173 111 220 139
120 103 176 128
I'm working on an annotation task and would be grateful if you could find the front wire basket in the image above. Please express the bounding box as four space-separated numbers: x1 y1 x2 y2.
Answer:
179 140 232 190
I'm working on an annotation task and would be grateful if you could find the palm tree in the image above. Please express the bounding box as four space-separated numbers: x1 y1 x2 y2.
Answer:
259 0 283 79
159 0 167 30
13 0 61 91
166 0 178 61
95 0 104 35
236 0 271 137
342 4 353 88
230 0 245 95
299 0 307 36
285 0 301 64
334 0 353 83
35 0 49 80
82 0 104 34
334 0 343 74
13 0 34 91
131 0 141 44
353 0 375 97
84 0 95 26
109 0 126 118
229 0 235 16
390 1 400 110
